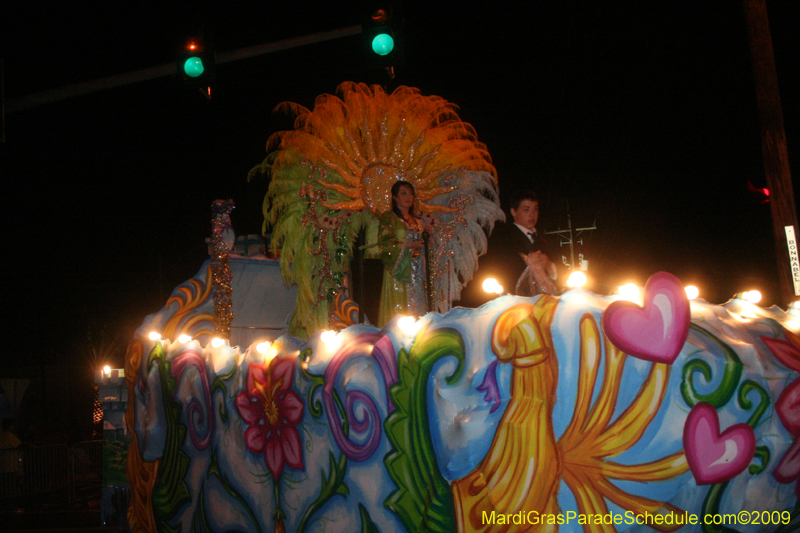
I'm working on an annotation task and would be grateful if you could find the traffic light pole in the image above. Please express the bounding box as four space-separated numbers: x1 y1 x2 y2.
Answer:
742 0 800 304
6 25 362 114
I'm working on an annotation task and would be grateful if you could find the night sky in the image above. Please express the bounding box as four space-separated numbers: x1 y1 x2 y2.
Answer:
2 1 799 367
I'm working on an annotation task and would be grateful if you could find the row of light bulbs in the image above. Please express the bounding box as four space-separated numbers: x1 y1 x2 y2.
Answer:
145 331 273 354
106 315 425 373
483 276 767 305
102 292 799 374
318 315 421 349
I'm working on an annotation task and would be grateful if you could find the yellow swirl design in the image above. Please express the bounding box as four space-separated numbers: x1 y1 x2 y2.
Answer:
330 291 360 329
162 263 215 340
124 340 159 533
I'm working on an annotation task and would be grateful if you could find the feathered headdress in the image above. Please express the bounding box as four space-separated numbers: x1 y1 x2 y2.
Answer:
252 82 504 336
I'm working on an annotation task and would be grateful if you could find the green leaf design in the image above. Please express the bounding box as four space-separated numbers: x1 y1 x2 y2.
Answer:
689 332 774 533
192 481 209 533
207 443 263 533
299 356 349 435
296 452 350 533
748 446 770 475
737 379 770 428
195 480 253 533
359 503 381 533
681 324 743 408
700 481 740 533
147 343 192 533
300 348 326 419
383 325 465 533
209 351 239 423
194 480 249 533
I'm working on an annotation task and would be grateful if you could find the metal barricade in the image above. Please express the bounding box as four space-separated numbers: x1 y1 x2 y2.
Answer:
70 440 103 487
0 448 24 498
0 441 102 502
22 443 70 495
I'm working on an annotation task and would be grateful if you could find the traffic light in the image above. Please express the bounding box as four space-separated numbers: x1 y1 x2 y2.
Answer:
363 5 404 67
177 39 214 99
748 180 770 204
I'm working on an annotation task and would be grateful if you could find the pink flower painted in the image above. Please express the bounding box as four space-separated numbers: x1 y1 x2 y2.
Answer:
761 331 800 498
235 357 305 479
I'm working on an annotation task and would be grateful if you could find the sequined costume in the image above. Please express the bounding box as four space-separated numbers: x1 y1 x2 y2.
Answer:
378 211 428 326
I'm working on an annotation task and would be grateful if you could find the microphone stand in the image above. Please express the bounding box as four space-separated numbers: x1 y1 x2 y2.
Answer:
422 231 433 312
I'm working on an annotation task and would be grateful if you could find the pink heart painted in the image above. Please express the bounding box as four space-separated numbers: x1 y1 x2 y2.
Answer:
602 271 690 364
772 438 800 485
776 379 800 437
683 402 756 485
760 335 800 372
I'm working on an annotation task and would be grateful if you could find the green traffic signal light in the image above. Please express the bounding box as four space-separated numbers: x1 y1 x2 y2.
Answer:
371 33 394 56
183 57 205 78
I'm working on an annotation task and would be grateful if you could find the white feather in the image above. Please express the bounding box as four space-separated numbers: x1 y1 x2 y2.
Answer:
428 170 505 310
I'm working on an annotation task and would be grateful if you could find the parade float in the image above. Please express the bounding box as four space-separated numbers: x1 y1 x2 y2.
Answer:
107 83 799 532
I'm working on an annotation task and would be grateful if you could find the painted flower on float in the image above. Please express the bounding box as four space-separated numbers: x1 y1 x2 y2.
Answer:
761 330 800 498
236 357 305 478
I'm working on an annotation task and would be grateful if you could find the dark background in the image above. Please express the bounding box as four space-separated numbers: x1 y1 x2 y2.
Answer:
1 2 798 393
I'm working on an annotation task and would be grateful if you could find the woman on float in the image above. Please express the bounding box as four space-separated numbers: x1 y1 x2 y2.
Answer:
377 180 430 326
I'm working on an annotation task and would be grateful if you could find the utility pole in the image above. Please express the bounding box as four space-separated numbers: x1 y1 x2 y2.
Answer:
545 200 596 274
742 0 799 304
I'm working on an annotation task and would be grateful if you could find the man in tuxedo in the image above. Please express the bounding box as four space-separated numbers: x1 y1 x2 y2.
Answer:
458 190 557 306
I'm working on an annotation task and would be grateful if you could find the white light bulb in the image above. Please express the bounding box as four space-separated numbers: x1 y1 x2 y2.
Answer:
684 285 699 300
567 271 587 288
256 341 271 354
397 315 417 335
618 283 640 302
482 278 503 294
320 330 337 344
743 290 762 304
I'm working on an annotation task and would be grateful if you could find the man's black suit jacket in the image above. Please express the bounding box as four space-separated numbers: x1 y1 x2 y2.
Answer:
457 221 551 307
